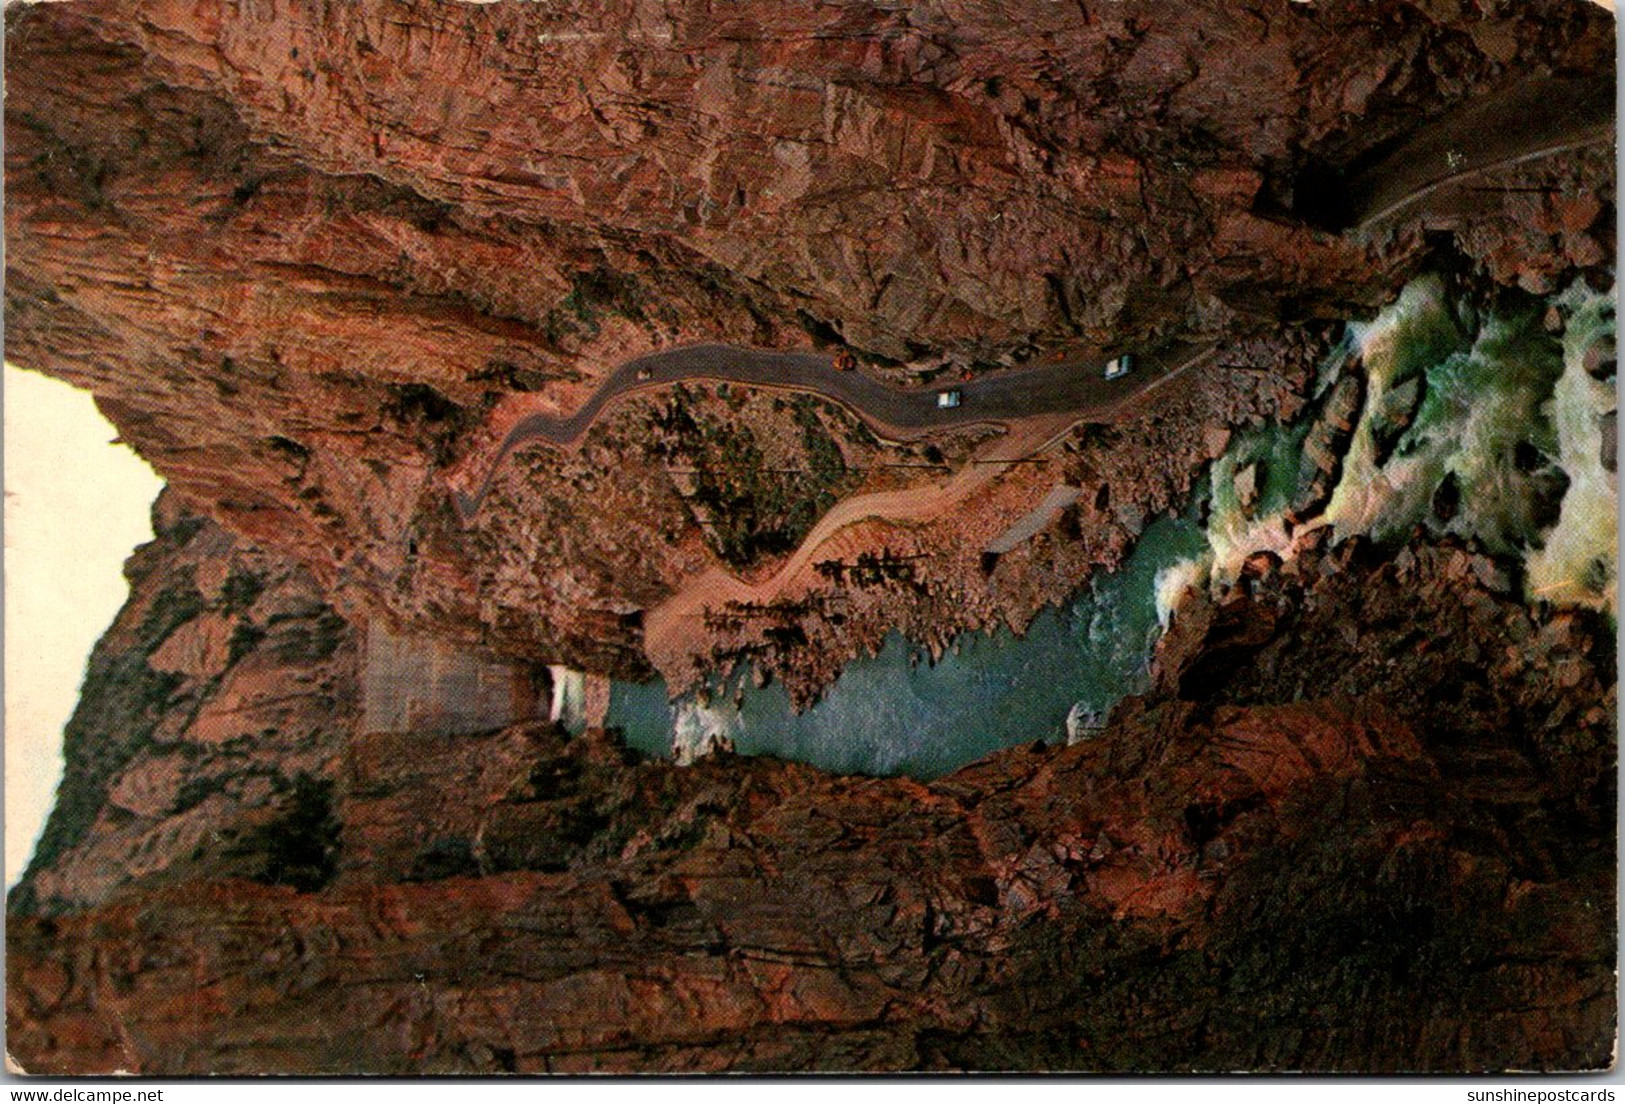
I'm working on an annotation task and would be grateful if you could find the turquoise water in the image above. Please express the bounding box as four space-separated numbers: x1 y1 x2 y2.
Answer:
1201 277 1615 607
596 275 1617 779
603 513 1209 779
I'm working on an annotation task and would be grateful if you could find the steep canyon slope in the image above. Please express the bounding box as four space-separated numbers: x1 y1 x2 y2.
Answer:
4 0 1618 1075
4 0 1615 684
7 503 1614 1072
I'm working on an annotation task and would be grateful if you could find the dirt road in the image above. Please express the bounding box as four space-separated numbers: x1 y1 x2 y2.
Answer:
451 339 1211 517
448 70 1613 669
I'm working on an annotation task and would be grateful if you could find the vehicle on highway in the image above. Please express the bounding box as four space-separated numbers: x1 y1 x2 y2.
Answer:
636 366 654 381
832 350 858 372
1103 354 1135 380
937 388 963 409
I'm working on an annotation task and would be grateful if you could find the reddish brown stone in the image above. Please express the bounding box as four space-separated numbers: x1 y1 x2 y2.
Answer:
7 508 1613 1073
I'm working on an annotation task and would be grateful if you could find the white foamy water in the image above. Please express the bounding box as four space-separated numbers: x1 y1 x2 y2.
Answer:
671 698 742 765
1193 274 1615 617
1154 555 1210 629
548 665 587 729
1524 282 1617 611
599 274 1615 778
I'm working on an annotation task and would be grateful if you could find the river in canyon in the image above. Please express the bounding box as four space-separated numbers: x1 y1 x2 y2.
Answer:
587 275 1615 778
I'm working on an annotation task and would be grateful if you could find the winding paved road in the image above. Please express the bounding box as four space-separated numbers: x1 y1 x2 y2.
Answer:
451 339 1211 517
451 74 1613 522
445 71 1613 663
1345 75 1615 229
639 409 1089 670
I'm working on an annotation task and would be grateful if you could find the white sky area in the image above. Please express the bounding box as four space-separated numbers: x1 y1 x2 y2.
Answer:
4 363 164 885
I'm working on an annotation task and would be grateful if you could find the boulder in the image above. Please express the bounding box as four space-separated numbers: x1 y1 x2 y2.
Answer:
1233 462 1261 514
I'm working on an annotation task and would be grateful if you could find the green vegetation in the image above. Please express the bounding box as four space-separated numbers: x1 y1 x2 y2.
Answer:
385 382 461 424
157 513 209 544
14 570 215 906
793 397 846 487
168 774 222 817
267 607 348 662
13 649 185 907
136 576 205 653
405 837 479 882
383 382 468 465
542 267 646 346
814 549 923 589
226 621 267 666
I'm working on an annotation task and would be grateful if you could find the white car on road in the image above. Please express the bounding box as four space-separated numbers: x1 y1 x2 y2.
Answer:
1103 354 1135 380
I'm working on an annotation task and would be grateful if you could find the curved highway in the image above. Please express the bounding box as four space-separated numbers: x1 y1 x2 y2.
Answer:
1344 75 1614 229
451 339 1212 517
449 71 1613 526
440 68 1613 667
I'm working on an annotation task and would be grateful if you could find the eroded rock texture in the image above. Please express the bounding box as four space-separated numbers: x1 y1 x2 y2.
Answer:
4 0 1615 681
5 0 1616 1076
9 491 357 917
7 506 1614 1073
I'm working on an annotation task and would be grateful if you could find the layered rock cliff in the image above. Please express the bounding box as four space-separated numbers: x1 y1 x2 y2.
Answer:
4 0 1616 1076
7 505 1614 1072
8 491 358 917
4 0 1615 684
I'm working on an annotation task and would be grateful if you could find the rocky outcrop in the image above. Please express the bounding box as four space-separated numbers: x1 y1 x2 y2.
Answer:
1284 369 1365 529
3 0 1615 1076
9 505 1613 1072
4 1 1615 686
9 491 358 917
